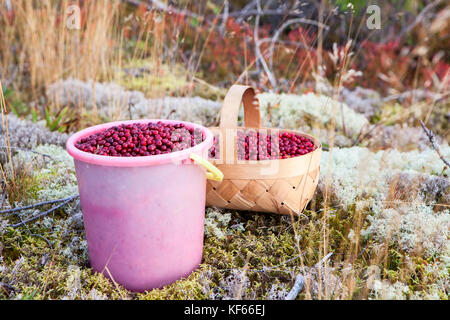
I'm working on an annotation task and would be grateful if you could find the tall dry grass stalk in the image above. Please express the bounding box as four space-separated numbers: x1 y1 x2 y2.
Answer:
0 80 15 200
2 0 119 93
0 0 219 121
289 9 377 300
0 0 124 118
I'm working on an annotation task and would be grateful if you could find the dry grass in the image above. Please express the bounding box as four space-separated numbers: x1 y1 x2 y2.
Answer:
1 1 117 99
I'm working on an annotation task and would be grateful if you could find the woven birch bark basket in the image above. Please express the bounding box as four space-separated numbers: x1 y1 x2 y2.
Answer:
206 85 322 215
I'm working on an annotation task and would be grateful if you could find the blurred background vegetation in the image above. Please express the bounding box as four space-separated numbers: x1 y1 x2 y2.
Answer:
0 0 448 132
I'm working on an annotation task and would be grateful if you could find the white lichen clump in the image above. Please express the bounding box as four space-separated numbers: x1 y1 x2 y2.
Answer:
320 146 450 206
204 208 232 239
0 114 68 150
13 144 78 201
46 78 144 114
339 86 381 119
320 146 449 260
132 96 221 126
46 78 221 125
362 204 449 257
257 92 369 137
369 124 441 151
370 280 410 300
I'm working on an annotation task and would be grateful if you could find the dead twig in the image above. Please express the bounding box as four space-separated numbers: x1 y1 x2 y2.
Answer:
353 122 385 147
235 0 257 23
0 194 79 215
219 254 305 274
254 0 277 89
285 252 333 300
224 9 294 19
395 0 443 44
217 1 306 20
219 0 229 35
268 18 329 71
382 89 449 103
122 0 199 19
9 195 78 228
0 181 6 209
0 145 53 160
420 120 449 168
285 273 305 300
0 282 15 297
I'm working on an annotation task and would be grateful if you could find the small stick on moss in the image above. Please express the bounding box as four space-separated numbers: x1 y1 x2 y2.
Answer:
420 120 450 168
0 145 53 160
9 196 78 228
285 252 333 300
285 274 305 300
0 194 79 215
0 282 16 297
0 181 6 209
353 122 385 147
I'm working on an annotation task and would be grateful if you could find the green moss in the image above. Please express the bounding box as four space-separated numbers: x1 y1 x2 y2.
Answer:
138 266 210 300
3 162 40 205
0 145 447 300
379 103 407 126
117 59 227 101
118 61 190 97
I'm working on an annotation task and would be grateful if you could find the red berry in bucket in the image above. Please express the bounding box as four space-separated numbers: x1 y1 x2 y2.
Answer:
75 122 205 157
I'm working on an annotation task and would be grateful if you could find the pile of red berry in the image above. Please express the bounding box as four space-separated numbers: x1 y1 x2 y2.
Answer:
75 122 205 157
208 130 316 160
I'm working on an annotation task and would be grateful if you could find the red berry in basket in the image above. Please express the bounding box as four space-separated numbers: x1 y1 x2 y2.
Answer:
208 130 316 160
75 122 206 157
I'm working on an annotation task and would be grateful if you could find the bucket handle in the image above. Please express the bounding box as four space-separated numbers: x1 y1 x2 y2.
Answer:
190 153 224 182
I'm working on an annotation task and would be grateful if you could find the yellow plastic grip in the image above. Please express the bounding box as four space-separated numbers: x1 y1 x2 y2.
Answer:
190 153 224 182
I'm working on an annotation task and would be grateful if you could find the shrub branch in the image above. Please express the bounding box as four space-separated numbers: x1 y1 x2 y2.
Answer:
420 120 449 169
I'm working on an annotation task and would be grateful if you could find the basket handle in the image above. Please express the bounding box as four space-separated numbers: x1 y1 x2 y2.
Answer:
219 85 261 129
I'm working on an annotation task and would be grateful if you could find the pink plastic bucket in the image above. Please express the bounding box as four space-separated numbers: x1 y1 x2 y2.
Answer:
66 119 222 292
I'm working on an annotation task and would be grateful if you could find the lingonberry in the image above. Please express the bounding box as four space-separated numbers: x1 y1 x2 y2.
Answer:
208 130 316 160
75 122 206 157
